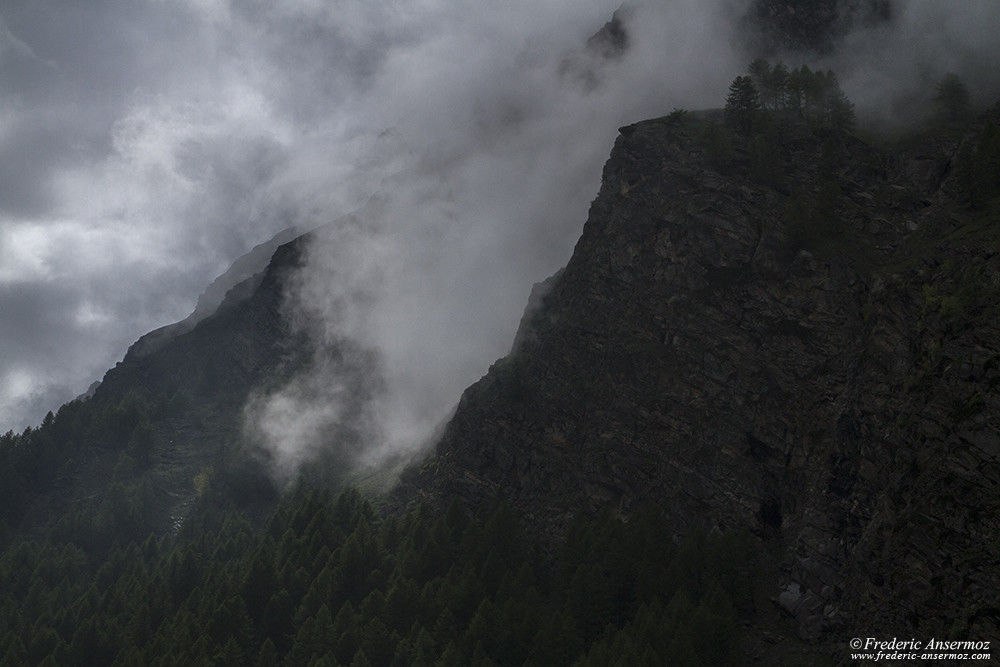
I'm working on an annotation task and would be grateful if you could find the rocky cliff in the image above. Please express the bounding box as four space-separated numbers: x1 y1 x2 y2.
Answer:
398 107 1000 648
745 0 893 54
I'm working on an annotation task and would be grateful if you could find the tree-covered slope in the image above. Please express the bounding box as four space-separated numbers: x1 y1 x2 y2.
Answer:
1 484 771 667
0 235 315 545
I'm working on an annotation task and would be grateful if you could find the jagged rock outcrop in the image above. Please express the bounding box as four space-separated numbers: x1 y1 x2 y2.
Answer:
399 108 1000 648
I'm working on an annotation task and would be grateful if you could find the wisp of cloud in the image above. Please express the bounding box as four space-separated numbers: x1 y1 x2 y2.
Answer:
241 0 754 477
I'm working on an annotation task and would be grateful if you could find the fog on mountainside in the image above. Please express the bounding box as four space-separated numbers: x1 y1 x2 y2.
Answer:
1 0 998 465
242 0 1000 477
4 2 1000 663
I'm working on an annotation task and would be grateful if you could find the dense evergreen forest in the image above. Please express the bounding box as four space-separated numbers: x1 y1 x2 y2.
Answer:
0 390 196 551
0 485 761 666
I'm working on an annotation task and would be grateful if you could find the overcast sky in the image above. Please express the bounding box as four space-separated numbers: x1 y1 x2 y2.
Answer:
1 0 998 437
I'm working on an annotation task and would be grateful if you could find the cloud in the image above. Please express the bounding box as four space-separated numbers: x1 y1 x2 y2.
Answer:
250 0 1000 478
1 0 998 451
752 1 1000 127
244 0 759 476
0 0 370 430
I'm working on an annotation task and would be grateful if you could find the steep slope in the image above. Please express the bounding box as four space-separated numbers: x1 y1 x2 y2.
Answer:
0 5 642 546
399 108 1000 645
123 227 299 361
1 231 345 540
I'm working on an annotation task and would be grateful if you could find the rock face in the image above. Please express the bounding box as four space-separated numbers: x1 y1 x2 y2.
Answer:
744 0 893 54
124 227 300 361
400 109 1000 645
10 218 385 539
100 235 307 412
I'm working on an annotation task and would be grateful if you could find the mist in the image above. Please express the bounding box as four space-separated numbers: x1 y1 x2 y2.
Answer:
241 0 754 476
798 1 1000 129
249 0 1000 478
1 0 997 465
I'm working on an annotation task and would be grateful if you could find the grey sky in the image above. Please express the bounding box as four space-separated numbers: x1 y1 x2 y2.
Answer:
0 0 631 431
1 0 998 436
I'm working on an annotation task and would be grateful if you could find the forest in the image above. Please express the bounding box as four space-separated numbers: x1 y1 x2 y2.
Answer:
0 485 761 666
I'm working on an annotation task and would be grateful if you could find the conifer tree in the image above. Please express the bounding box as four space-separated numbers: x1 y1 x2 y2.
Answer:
725 75 762 134
822 71 855 131
253 638 279 667
747 58 773 108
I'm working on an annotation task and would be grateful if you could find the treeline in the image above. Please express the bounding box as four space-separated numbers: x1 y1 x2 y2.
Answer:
0 486 761 666
725 59 855 135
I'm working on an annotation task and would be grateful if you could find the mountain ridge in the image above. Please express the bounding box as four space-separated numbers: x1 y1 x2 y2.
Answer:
4 3 1000 657
5 97 998 653
394 104 1000 644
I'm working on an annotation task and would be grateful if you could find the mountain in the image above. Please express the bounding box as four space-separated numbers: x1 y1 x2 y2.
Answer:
0 225 381 545
397 105 1000 646
4 3 1000 662
123 226 300 361
1 233 293 540
0 0 904 544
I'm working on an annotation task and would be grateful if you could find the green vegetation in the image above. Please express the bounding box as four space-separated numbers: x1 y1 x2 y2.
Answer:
0 389 198 550
0 484 760 666
664 108 688 126
725 59 855 135
724 75 762 134
1 394 153 540
710 60 865 255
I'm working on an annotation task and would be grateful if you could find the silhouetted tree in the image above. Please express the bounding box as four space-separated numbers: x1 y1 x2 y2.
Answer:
821 70 855 131
728 61 855 134
934 73 971 122
725 76 762 134
747 58 773 108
